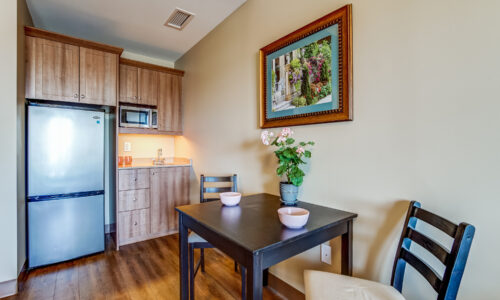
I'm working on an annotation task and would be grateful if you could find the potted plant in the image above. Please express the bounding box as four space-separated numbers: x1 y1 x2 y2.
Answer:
261 128 314 205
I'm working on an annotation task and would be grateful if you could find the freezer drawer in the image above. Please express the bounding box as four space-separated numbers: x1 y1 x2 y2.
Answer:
28 195 105 268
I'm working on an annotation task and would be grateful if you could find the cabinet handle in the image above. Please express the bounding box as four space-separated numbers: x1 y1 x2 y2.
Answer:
134 178 137 182
74 93 78 98
81 94 85 99
134 96 138 99
133 198 137 201
134 222 138 226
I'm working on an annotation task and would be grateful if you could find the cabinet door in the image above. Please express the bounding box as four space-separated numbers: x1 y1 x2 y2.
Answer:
150 167 190 234
158 73 182 132
150 169 168 234
119 65 138 104
79 47 117 106
138 68 159 106
25 36 80 102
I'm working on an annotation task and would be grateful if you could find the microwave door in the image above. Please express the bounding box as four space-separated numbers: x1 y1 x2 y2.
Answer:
120 108 150 128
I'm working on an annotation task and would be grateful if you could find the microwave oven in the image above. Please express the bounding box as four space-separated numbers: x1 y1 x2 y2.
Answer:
119 106 158 129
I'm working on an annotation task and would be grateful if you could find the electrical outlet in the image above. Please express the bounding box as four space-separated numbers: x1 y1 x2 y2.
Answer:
124 142 131 152
321 244 332 265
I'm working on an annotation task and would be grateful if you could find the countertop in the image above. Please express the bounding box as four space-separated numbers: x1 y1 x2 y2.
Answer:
118 157 192 169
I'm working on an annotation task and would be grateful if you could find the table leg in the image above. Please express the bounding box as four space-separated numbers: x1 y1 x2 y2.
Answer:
341 219 353 276
263 269 269 286
179 214 189 300
247 254 263 300
241 266 246 300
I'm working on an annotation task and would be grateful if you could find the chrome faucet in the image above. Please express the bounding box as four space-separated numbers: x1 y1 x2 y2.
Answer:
157 148 163 161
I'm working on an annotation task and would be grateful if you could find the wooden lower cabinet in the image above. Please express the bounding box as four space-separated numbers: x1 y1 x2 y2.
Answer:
118 169 150 191
150 166 190 235
118 188 150 212
118 208 150 244
117 166 190 247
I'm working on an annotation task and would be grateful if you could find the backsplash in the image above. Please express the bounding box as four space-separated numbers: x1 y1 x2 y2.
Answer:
118 134 175 158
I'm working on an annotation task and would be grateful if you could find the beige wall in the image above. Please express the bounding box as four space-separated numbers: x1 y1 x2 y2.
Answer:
16 0 33 276
175 0 500 299
0 0 19 285
118 134 175 158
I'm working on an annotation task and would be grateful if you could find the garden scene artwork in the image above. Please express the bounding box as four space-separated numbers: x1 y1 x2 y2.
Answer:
260 5 352 128
265 24 339 122
271 36 333 112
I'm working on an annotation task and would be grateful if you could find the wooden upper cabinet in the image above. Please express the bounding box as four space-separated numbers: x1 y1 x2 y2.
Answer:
158 72 182 132
119 65 138 104
79 47 118 106
24 27 123 106
26 36 80 102
138 68 159 106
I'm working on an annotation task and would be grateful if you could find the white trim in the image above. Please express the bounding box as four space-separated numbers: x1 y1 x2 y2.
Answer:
0 279 17 298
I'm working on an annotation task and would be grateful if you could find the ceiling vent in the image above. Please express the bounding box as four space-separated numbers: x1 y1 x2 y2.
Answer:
164 8 195 30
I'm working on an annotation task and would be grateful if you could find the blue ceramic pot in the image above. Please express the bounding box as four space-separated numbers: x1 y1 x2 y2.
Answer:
280 182 299 205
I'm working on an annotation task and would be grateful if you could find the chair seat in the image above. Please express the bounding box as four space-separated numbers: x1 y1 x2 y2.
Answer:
304 270 405 300
188 232 208 244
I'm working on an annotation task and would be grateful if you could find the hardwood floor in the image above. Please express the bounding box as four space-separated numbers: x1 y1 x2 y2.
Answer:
8 234 283 300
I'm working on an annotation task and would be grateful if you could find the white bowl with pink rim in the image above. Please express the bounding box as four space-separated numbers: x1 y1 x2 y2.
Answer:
219 192 242 206
277 207 310 229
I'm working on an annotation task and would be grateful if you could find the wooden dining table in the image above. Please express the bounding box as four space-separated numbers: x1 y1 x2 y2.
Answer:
176 193 358 300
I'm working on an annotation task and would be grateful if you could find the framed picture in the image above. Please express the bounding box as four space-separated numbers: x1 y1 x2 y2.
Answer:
259 4 352 128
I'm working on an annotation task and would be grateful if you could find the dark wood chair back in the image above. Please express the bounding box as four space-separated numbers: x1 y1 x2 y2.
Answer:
390 201 475 300
200 174 238 203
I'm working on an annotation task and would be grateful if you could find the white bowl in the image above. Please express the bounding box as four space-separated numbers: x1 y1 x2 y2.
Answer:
220 192 241 206
277 207 310 229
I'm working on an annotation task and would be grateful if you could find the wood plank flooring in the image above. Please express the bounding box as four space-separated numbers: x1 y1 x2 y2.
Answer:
7 234 283 300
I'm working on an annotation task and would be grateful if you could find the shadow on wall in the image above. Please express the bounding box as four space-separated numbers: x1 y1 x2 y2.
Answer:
253 51 280 195
272 199 409 291
188 166 199 204
240 137 281 195
255 52 260 128
355 200 409 281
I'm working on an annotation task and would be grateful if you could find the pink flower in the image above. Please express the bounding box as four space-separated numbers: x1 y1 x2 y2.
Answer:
280 127 293 137
277 135 287 144
296 147 305 154
261 130 273 145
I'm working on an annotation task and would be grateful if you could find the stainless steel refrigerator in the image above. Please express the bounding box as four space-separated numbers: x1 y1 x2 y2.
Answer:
27 103 105 268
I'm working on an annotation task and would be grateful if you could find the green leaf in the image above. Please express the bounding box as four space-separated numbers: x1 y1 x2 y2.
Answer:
299 142 306 146
286 138 295 145
291 176 303 186
283 148 295 158
276 165 287 176
304 150 311 158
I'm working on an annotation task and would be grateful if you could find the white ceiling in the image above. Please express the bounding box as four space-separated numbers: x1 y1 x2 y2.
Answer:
26 0 246 63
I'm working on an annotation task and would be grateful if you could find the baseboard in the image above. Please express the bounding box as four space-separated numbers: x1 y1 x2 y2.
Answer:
0 279 17 298
268 273 305 300
105 223 116 234
17 260 28 294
